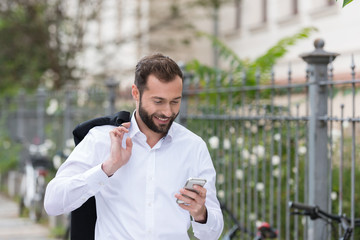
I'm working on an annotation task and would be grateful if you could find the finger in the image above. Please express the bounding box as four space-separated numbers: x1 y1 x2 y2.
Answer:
180 189 198 201
175 193 193 205
178 202 192 211
111 128 125 139
120 122 131 129
193 185 207 198
117 126 129 134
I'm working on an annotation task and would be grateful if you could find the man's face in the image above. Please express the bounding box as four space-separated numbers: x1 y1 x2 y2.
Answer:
135 74 182 134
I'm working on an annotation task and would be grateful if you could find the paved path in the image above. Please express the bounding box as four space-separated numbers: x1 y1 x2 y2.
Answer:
0 194 56 240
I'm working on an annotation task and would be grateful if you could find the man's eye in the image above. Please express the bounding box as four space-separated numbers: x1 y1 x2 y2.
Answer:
154 100 162 104
171 101 179 105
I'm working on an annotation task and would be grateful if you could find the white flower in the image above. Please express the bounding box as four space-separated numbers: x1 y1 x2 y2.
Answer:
301 217 306 225
218 190 225 199
236 169 243 180
249 213 256 221
250 154 257 165
217 174 225 184
46 99 58 115
3 141 11 149
253 145 265 158
258 119 265 126
209 136 219 149
237 137 244 146
331 192 337 200
292 167 298 174
331 129 341 141
256 182 265 192
272 155 280 165
52 155 62 169
44 139 54 149
77 91 88 107
66 138 75 148
63 148 72 157
255 221 263 228
288 178 294 185
251 125 258 133
38 145 48 156
242 149 250 160
274 133 281 141
342 121 350 129
273 168 280 178
298 146 307 156
229 126 235 134
29 144 38 155
223 138 231 150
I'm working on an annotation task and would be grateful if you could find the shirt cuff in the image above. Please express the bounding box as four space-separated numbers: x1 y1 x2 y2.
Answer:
83 163 110 195
191 209 217 231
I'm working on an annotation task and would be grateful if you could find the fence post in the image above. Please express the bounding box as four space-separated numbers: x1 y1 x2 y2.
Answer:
16 90 25 141
63 85 73 149
300 39 339 240
178 69 192 127
36 87 46 144
105 78 119 115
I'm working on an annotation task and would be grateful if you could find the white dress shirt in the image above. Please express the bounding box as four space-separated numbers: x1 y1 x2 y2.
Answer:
44 114 223 240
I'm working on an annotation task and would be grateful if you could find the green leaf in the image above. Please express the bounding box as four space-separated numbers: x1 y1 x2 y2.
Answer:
343 0 354 7
337 0 354 7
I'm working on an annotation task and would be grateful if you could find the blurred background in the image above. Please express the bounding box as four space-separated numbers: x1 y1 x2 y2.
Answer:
0 0 360 239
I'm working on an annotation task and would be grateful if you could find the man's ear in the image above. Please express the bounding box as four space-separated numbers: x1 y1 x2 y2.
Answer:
131 84 139 101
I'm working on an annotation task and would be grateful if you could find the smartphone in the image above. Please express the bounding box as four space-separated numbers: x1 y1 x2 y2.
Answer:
176 177 207 204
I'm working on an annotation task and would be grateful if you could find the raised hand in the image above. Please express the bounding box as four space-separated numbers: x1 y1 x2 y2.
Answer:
101 122 133 176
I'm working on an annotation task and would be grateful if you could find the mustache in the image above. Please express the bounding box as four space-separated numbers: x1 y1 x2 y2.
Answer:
154 114 176 119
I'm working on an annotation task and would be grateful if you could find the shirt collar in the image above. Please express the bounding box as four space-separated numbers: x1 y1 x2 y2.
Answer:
129 111 141 139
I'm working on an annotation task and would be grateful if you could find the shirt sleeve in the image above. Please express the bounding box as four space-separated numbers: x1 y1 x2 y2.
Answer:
44 129 110 216
191 140 224 240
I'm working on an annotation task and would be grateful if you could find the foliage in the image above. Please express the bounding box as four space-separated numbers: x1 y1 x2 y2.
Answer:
187 0 231 10
336 0 354 7
0 112 21 174
186 27 317 89
0 0 101 96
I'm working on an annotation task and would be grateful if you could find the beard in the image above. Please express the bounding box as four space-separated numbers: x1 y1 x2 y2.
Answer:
138 100 178 134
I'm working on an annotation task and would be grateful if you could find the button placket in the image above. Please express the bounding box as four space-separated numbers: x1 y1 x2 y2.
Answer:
145 149 156 239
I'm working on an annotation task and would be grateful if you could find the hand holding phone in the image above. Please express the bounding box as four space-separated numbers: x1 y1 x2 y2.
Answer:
176 178 207 204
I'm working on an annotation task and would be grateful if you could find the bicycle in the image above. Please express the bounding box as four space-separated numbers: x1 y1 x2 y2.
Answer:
289 201 360 240
221 202 277 240
19 139 51 222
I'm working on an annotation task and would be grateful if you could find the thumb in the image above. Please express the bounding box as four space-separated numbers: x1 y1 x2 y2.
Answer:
125 137 133 151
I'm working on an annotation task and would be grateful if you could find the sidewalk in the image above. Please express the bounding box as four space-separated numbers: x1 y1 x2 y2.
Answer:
0 193 56 240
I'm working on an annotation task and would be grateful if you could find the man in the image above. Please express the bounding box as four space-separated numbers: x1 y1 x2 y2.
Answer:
44 53 224 239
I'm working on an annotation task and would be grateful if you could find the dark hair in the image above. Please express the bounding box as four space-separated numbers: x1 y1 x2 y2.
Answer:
134 53 183 94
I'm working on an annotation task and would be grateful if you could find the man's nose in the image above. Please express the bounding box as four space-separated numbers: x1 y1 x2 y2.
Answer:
161 104 173 117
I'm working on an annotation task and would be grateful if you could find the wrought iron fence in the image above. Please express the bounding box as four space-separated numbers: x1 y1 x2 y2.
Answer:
1 39 359 240
179 39 360 240
0 83 134 172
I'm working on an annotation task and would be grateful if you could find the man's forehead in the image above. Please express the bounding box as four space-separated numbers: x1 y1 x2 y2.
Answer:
145 75 182 88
